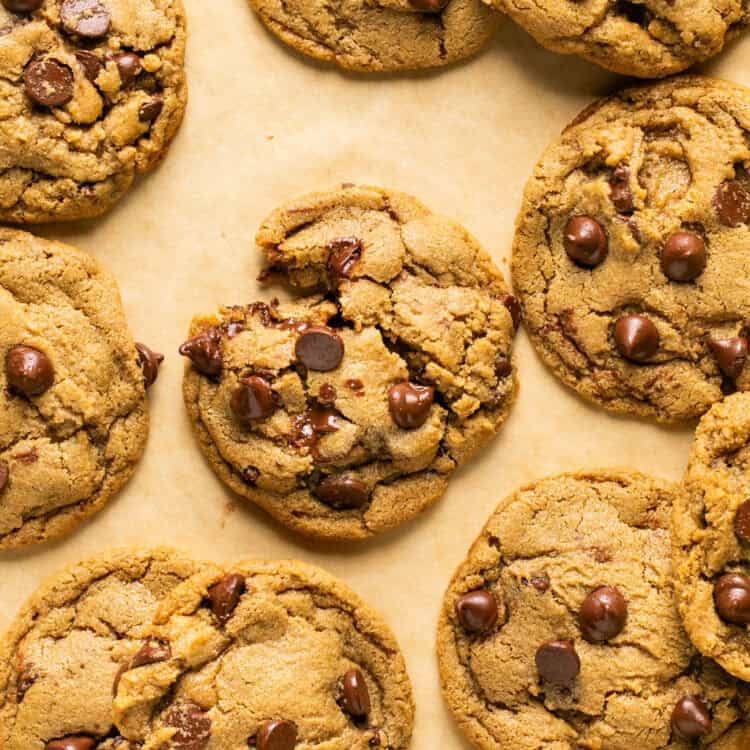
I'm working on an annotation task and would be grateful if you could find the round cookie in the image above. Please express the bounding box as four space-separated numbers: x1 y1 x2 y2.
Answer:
672 392 750 682
112 559 414 750
512 76 750 424
0 547 200 750
0 0 187 223
248 0 501 72
0 228 159 549
180 184 519 540
487 0 748 78
438 471 750 750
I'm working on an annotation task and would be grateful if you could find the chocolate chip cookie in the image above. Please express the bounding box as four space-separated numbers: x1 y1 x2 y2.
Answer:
487 0 748 78
0 0 187 223
112 559 414 750
0 228 161 549
672 392 750 682
249 0 501 72
0 548 200 750
437 470 750 750
180 184 518 540
513 76 750 424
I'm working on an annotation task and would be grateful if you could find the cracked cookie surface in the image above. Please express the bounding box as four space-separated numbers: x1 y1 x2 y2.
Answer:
113 559 414 750
488 0 748 78
512 76 750 424
248 0 501 72
0 228 151 548
0 0 186 223
437 470 750 750
0 548 200 750
180 184 518 540
672 392 750 682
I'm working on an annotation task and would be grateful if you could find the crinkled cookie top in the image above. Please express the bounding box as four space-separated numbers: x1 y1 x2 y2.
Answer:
438 470 750 750
513 76 750 424
489 0 748 78
0 0 186 223
248 0 500 72
673 392 750 682
0 548 199 750
181 185 518 540
0 228 151 548
112 559 414 750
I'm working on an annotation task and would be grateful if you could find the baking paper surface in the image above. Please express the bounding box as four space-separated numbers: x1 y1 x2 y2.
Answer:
3 5 749 746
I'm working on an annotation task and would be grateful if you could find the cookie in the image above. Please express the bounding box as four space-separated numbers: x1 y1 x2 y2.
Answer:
672 392 750 682
512 76 750 424
248 0 501 72
0 0 187 223
0 548 200 750
437 470 750 750
0 228 160 549
180 184 518 540
112 559 414 750
487 0 748 78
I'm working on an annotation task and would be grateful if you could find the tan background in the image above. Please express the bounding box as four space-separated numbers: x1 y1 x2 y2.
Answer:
2 4 750 746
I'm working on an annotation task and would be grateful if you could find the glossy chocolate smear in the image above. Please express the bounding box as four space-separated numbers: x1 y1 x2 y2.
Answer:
135 342 164 388
327 236 362 286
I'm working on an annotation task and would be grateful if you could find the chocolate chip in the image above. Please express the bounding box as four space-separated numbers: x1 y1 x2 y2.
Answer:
455 590 498 633
661 232 706 282
495 358 512 378
60 0 110 38
6 345 54 396
230 376 276 421
709 337 747 380
318 382 337 404
535 640 580 686
327 237 362 286
0 460 8 493
671 696 712 740
45 738 96 750
563 216 608 268
113 52 141 86
207 573 245 624
179 328 222 376
163 702 211 750
130 640 171 669
339 669 370 718
735 501 750 544
579 586 627 642
135 342 164 388
256 720 297 750
16 663 35 701
714 180 750 227
295 328 344 372
2 0 41 12
139 96 163 123
500 294 521 330
609 165 634 214
23 59 74 107
714 573 750 625
316 475 370 509
388 382 434 429
74 50 101 82
408 0 448 11
613 315 659 362
531 574 550 592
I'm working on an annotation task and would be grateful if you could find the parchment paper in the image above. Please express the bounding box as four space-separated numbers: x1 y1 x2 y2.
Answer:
2 6 749 746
